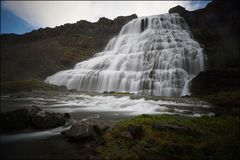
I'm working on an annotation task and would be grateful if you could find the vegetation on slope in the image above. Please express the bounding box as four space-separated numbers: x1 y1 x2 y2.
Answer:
98 114 240 160
0 79 64 93
0 14 137 82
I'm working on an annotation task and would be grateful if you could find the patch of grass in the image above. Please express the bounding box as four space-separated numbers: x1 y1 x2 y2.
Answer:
1 79 65 93
59 47 90 68
197 90 240 116
199 91 240 108
97 115 240 160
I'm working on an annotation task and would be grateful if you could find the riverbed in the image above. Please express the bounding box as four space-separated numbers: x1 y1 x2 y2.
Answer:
1 90 216 160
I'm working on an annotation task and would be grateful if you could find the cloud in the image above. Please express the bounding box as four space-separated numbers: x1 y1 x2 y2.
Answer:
2 1 210 28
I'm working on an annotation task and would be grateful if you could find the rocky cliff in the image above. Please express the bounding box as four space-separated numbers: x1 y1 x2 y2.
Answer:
1 14 137 81
169 0 239 69
169 0 240 96
1 0 239 96
190 68 240 95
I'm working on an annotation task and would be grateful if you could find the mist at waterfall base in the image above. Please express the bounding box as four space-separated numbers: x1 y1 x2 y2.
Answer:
45 13 205 97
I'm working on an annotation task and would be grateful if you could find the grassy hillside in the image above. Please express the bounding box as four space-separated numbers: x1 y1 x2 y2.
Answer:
1 14 137 84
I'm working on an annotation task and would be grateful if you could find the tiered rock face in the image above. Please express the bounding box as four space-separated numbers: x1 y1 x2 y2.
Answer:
45 13 205 96
1 14 137 81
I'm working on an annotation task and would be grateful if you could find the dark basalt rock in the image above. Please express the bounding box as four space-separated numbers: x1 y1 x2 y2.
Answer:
191 68 240 95
1 106 66 130
98 17 112 24
62 123 96 140
169 5 187 15
31 111 65 129
169 0 239 70
28 105 42 119
62 119 110 140
64 113 70 119
1 108 30 129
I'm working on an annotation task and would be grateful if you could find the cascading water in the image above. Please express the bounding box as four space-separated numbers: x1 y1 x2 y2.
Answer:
45 13 205 97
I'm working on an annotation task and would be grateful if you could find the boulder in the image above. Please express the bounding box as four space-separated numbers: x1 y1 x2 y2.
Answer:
91 120 109 133
1 105 66 130
62 119 110 140
28 105 42 118
31 111 65 129
2 108 30 129
64 113 70 119
62 123 96 140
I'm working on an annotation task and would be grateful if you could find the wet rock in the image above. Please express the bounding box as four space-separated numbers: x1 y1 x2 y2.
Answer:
2 105 66 130
62 119 110 140
91 120 110 133
62 123 96 140
31 111 65 129
28 105 42 118
64 113 70 119
2 108 30 129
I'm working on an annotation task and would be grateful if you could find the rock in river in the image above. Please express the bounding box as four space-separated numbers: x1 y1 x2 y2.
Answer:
1 105 66 130
31 110 65 129
62 119 110 140
1 108 30 129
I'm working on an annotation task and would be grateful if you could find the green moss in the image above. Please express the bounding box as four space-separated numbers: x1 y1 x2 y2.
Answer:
0 79 64 93
59 48 89 67
98 115 240 160
53 113 66 126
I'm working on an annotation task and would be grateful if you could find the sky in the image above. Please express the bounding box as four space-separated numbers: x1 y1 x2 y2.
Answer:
1 1 211 35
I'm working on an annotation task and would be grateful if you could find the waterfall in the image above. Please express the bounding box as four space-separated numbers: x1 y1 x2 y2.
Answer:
45 13 205 97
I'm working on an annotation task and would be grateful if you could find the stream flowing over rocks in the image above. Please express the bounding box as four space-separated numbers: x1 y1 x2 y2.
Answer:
0 90 218 159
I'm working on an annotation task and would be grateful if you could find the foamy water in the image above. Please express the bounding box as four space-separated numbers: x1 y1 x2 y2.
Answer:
1 93 214 143
42 94 213 117
45 13 206 97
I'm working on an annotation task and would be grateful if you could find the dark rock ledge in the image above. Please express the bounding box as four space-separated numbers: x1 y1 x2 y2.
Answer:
1 105 66 130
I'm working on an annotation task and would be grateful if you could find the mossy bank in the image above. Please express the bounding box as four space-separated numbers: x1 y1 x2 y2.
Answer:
97 114 240 160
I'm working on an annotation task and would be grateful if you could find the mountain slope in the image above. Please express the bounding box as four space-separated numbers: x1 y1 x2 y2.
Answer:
1 14 137 82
